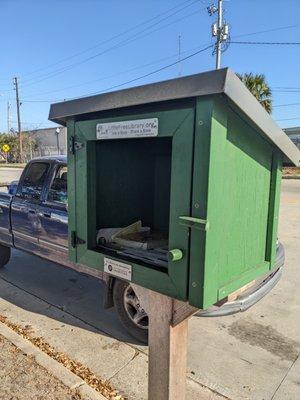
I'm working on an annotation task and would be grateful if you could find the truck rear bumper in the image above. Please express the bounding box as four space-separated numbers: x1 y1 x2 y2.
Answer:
196 242 284 317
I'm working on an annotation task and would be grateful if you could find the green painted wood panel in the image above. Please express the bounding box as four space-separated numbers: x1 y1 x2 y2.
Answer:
190 96 277 309
70 105 195 301
188 97 213 308
67 96 283 309
266 152 282 267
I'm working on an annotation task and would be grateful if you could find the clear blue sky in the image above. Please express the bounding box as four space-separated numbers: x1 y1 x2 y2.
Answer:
0 0 299 132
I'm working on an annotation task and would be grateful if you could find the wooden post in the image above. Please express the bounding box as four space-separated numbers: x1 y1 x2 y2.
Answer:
132 285 198 400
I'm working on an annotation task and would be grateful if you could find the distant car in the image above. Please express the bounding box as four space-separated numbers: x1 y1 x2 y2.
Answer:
0 156 284 343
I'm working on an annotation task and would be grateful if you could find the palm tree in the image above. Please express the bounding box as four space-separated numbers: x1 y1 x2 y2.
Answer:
237 73 272 114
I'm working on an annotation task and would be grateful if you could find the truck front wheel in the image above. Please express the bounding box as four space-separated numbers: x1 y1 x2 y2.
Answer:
113 280 148 344
0 244 11 268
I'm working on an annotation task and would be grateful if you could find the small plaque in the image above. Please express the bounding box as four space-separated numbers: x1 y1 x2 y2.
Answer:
96 118 158 140
104 257 132 281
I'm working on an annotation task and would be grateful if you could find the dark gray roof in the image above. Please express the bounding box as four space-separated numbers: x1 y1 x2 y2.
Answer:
49 68 300 165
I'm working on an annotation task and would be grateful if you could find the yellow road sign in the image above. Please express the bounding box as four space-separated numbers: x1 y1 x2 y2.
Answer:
2 144 10 153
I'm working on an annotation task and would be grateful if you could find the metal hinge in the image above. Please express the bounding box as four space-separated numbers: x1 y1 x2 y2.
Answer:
69 136 84 155
71 231 86 248
179 216 209 231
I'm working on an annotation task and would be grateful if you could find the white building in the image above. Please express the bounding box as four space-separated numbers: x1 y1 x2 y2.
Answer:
25 126 67 157
284 126 300 150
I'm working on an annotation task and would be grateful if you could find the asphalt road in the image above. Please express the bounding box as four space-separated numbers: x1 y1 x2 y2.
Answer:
0 179 299 399
0 167 23 184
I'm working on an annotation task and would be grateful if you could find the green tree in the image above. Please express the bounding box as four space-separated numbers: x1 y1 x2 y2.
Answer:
237 73 272 114
0 134 19 163
0 133 36 163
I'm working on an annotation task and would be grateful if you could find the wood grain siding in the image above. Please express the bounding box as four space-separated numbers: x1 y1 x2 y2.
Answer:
200 99 273 308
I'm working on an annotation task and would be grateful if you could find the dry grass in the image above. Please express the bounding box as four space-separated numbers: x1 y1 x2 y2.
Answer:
0 315 126 400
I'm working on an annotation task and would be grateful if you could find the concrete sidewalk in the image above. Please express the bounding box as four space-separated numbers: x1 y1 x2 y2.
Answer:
0 275 223 400
0 180 299 399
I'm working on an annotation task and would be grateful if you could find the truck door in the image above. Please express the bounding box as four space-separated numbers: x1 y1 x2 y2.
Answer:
37 164 68 265
0 193 12 246
11 161 50 253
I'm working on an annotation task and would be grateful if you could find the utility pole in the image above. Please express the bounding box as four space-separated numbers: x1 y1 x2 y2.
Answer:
13 77 23 161
208 0 230 69
178 35 182 77
55 127 60 155
7 102 11 134
215 0 223 69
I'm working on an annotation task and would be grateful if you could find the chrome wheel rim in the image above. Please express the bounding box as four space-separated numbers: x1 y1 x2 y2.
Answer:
124 285 148 330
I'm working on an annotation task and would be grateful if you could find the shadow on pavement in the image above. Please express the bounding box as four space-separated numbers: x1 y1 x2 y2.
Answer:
0 249 140 345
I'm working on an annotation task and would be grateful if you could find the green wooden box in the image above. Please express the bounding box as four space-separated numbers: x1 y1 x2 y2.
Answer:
49 68 299 309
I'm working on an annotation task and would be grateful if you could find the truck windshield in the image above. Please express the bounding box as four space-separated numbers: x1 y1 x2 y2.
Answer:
17 162 49 201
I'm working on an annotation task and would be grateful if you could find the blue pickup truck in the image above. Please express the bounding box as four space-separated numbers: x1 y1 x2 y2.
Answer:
0 156 285 343
0 156 150 342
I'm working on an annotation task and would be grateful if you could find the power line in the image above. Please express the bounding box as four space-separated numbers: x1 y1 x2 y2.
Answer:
275 86 300 89
273 102 300 108
61 44 214 99
21 6 203 88
21 20 300 81
233 23 300 39
0 0 197 84
20 0 203 87
276 117 300 121
2 20 299 94
0 0 202 91
271 86 300 93
22 43 211 98
11 120 47 125
21 44 213 104
1 19 299 91
231 41 300 45
1 18 296 84
3 8 300 112
273 89 300 93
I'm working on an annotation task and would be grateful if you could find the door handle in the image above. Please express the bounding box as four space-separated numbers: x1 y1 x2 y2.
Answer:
179 216 209 231
28 209 36 214
12 205 24 212
37 212 51 218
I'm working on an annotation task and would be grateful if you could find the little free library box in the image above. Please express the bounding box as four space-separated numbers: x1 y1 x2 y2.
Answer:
49 68 299 310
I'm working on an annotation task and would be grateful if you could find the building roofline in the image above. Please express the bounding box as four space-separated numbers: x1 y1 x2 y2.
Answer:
284 126 300 132
24 126 65 133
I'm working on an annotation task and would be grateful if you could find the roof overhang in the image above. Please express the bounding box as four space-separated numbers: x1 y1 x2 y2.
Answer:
49 68 300 166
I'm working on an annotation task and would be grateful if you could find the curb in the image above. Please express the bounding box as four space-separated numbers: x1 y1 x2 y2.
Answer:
0 321 107 400
0 164 25 169
282 175 300 179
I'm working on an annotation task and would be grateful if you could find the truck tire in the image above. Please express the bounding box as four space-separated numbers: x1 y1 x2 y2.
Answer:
0 244 11 268
113 279 148 344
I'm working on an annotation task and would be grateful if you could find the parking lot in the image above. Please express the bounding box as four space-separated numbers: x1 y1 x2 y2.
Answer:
0 179 299 400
